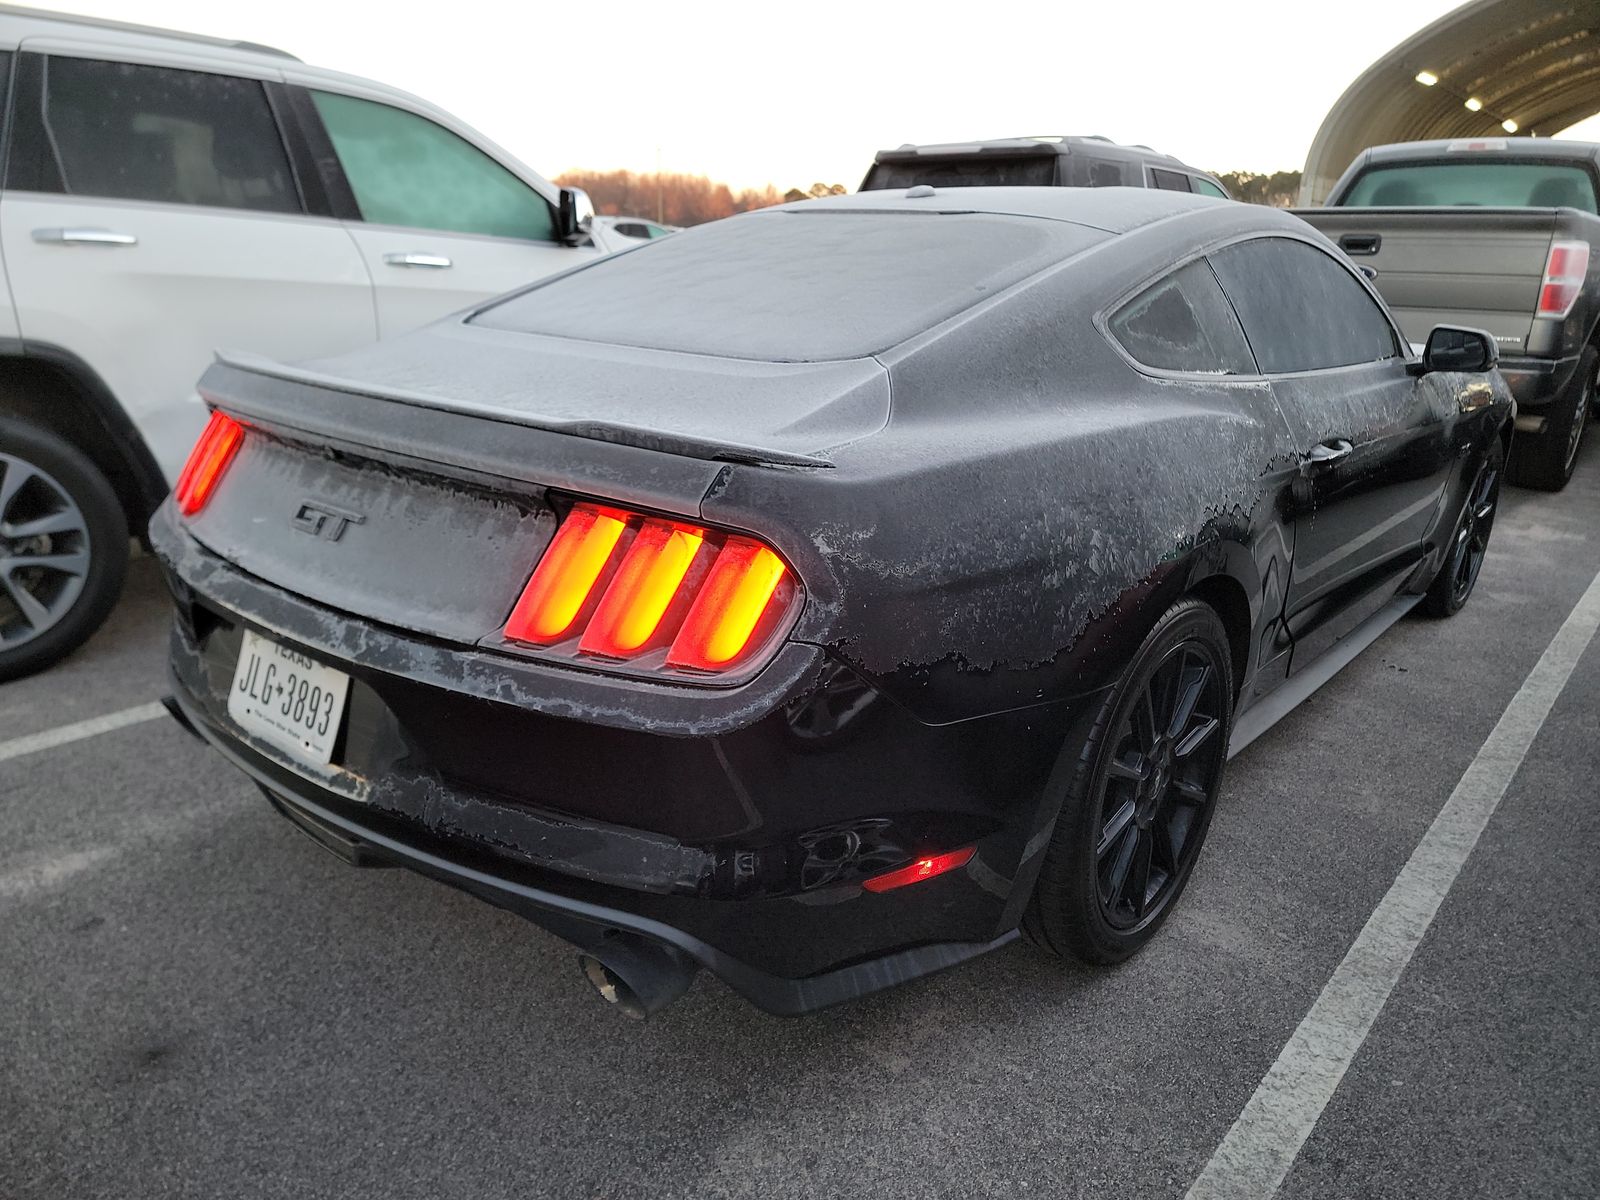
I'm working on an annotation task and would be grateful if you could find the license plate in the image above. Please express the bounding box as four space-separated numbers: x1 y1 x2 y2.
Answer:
227 629 350 767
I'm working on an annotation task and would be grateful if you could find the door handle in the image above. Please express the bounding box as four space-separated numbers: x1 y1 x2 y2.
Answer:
383 252 451 269
1306 439 1354 469
32 227 138 246
1338 233 1381 256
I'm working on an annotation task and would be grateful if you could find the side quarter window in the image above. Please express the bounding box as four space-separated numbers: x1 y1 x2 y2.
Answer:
1149 167 1192 192
1109 259 1258 375
1208 237 1402 373
310 91 555 242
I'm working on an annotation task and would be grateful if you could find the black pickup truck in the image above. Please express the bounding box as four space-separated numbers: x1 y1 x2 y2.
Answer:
1296 138 1600 489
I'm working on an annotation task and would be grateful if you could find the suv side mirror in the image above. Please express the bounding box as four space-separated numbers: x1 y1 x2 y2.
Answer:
1413 325 1498 374
557 187 595 246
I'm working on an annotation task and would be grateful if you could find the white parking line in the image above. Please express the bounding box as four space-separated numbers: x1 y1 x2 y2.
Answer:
0 701 168 765
1186 564 1600 1200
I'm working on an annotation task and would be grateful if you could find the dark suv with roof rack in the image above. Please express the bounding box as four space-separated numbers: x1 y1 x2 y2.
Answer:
859 135 1232 198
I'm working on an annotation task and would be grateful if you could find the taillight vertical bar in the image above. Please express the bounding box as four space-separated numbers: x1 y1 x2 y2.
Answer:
504 505 629 644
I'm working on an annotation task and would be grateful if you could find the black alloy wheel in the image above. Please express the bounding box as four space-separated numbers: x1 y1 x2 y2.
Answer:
1423 440 1503 618
1025 598 1233 964
1095 640 1227 930
0 416 128 681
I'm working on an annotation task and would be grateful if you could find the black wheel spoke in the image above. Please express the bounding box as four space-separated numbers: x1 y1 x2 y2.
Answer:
1106 753 1145 783
1097 799 1136 858
1130 832 1154 917
1104 826 1138 904
1167 661 1212 740
1151 813 1180 874
1170 775 1209 805
1133 686 1158 750
1174 716 1220 759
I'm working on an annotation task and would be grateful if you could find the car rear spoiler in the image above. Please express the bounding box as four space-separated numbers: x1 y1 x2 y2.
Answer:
208 351 835 471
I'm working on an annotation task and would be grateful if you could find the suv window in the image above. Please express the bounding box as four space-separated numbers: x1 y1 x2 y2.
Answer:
1209 238 1401 373
1109 259 1256 375
862 156 1058 190
311 91 555 241
1150 168 1192 192
1193 178 1229 199
35 57 298 213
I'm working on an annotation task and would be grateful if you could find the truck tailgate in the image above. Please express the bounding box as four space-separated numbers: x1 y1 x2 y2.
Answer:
1292 208 1558 352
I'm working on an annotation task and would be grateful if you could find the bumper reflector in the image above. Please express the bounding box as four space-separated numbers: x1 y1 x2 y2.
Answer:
174 411 245 517
862 846 976 893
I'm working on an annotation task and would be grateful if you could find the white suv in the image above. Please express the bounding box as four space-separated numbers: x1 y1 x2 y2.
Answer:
0 5 615 679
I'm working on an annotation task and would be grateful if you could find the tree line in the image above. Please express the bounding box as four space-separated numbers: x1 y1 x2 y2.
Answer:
555 168 1304 225
555 170 849 226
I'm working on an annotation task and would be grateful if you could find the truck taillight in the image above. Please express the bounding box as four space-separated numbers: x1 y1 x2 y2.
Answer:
174 412 245 516
504 502 800 678
1537 240 1590 320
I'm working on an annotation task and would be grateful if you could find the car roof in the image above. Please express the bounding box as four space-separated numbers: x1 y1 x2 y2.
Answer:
1357 138 1600 165
0 2 299 64
773 185 1236 236
874 135 1196 168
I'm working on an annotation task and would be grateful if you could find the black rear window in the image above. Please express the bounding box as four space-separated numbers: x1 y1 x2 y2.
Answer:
472 210 1104 361
862 156 1057 190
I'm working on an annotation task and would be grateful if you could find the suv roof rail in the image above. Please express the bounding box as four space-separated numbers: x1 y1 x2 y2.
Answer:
0 2 302 61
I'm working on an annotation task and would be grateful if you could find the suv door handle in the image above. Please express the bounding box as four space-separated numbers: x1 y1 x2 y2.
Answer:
1306 439 1354 469
383 252 451 269
1338 233 1381 256
32 227 138 246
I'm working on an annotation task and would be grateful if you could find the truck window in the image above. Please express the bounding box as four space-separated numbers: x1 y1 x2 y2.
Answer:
312 91 556 241
1208 238 1401 374
35 57 299 214
1340 162 1599 213
1109 259 1256 375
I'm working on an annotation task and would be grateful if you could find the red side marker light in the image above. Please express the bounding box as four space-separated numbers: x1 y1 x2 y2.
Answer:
174 411 245 516
862 846 976 893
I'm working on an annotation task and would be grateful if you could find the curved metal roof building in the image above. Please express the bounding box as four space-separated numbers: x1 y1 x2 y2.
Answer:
1300 0 1600 203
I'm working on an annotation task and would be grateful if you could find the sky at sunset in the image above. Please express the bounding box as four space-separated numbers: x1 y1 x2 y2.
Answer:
42 0 1600 191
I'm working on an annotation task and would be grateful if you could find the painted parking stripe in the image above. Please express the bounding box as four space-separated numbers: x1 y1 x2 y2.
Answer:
1187 563 1600 1200
0 700 168 765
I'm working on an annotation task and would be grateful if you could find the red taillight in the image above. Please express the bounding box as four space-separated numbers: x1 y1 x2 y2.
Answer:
174 411 245 516
1537 240 1590 319
862 846 976 893
505 502 799 678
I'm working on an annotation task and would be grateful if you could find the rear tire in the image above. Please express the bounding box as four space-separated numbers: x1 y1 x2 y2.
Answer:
1421 439 1503 618
1024 598 1234 964
0 415 128 681
1508 345 1594 491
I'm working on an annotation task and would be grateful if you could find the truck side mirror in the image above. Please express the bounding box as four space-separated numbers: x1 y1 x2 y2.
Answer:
1415 325 1498 374
557 187 596 246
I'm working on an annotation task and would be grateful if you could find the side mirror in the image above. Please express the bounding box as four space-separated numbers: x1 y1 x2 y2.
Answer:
1413 325 1498 374
557 187 595 246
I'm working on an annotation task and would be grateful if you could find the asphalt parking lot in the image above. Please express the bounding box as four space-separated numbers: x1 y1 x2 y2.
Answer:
4 442 1599 1200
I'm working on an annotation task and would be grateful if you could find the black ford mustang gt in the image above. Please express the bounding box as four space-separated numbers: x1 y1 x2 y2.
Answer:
154 187 1511 1017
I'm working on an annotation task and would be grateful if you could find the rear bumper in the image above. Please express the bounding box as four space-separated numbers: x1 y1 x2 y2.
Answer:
1501 352 1582 431
153 509 1090 1013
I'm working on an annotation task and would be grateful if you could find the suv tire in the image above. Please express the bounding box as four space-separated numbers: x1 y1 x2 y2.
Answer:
0 415 128 680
